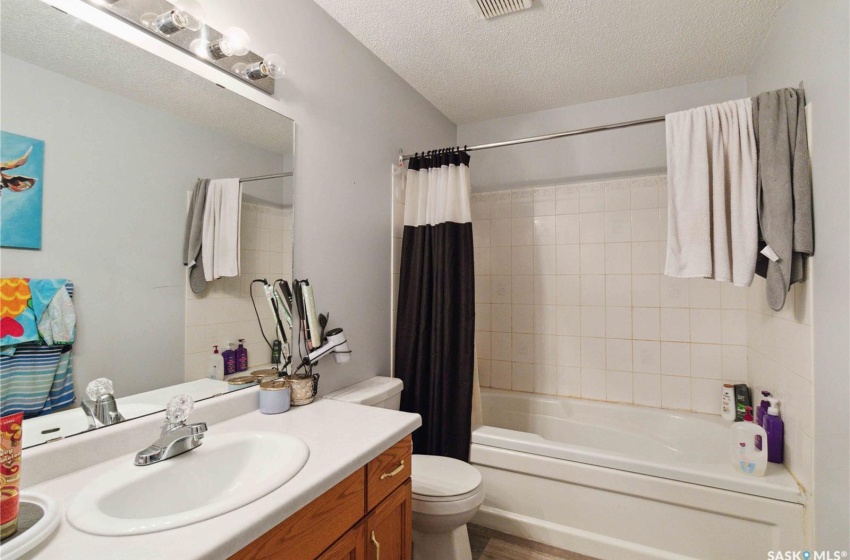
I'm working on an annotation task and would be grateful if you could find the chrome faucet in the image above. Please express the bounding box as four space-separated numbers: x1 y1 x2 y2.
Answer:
81 378 125 429
135 394 207 466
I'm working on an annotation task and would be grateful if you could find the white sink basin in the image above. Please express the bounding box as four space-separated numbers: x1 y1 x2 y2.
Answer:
67 431 309 536
23 403 164 447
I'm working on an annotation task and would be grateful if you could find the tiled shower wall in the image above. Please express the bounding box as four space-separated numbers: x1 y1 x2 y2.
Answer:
184 202 294 380
471 175 751 414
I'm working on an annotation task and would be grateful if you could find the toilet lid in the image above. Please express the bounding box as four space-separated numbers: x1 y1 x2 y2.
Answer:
411 454 482 499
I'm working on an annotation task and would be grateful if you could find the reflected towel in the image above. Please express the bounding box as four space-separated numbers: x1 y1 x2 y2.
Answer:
0 278 68 349
201 178 242 281
664 99 758 287
0 343 75 417
183 179 210 293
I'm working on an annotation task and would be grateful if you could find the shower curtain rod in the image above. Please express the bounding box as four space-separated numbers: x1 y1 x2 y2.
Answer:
239 171 293 183
400 115 666 162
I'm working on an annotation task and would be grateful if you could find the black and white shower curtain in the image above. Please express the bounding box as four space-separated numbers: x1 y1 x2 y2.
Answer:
394 150 476 461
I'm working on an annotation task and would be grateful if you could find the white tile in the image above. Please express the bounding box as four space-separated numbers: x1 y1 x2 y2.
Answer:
580 213 605 243
606 307 632 339
721 345 747 379
533 245 557 275
491 246 512 275
556 275 581 305
555 185 580 215
660 308 690 342
557 366 582 397
475 303 491 332
475 276 491 303
474 246 491 273
581 337 606 369
534 364 558 395
658 208 668 241
512 247 533 275
478 359 491 388
512 362 534 392
691 378 722 414
490 218 513 247
512 217 534 246
556 245 581 275
533 187 556 217
581 307 606 338
661 342 691 376
690 309 722 343
660 276 689 307
534 275 557 305
470 194 491 220
605 243 632 274
606 339 633 372
512 189 534 217
475 332 492 359
490 332 511 361
633 308 660 340
579 183 605 213
557 306 581 336
632 275 660 307
630 176 658 209
721 282 748 309
472 220 490 247
689 279 721 308
534 216 557 245
721 310 748 345
490 275 511 304
631 209 660 241
512 304 534 333
534 305 557 335
491 360 512 389
662 376 691 410
580 244 605 274
513 333 534 363
491 304 512 333
634 373 661 407
633 340 661 373
555 215 580 244
581 368 607 400
691 344 722 379
534 334 557 365
632 241 661 274
512 274 534 304
491 192 512 218
580 275 606 306
604 211 631 243
605 180 631 211
606 275 632 307
606 370 633 403
557 336 581 367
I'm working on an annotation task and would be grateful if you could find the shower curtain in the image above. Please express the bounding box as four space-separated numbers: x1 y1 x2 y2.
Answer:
394 150 476 461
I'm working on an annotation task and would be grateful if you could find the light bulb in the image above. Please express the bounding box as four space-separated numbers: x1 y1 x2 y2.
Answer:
239 53 286 81
206 26 251 59
142 0 205 35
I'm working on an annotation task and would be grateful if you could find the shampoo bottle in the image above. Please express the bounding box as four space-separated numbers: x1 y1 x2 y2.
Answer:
729 406 768 476
223 342 237 376
208 346 224 381
764 397 784 464
756 390 771 427
236 339 248 372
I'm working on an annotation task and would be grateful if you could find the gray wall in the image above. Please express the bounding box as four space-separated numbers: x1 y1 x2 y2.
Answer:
0 54 285 399
199 0 457 394
457 76 747 192
746 0 850 547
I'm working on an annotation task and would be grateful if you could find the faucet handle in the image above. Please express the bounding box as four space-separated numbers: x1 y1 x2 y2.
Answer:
165 394 194 425
86 378 115 401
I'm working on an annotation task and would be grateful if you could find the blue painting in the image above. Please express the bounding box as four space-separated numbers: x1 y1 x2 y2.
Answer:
1 131 45 249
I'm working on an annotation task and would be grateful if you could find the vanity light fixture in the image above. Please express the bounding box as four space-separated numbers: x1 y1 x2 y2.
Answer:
192 26 251 60
235 53 286 81
141 0 205 36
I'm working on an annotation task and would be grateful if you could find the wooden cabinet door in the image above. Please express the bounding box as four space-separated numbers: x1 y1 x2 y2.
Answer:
318 522 365 560
365 480 412 560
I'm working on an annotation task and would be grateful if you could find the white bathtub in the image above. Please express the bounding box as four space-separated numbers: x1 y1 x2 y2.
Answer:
470 389 806 560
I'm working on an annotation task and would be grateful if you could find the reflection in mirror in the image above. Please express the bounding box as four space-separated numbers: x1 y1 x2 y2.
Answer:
0 0 294 448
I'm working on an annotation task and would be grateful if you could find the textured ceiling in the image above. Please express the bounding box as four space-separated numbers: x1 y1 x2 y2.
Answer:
313 0 784 124
1 0 293 156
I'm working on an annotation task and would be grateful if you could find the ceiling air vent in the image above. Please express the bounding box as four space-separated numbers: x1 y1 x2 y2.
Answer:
469 0 532 20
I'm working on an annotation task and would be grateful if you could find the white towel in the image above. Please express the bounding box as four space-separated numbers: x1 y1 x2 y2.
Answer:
201 178 242 281
664 99 758 287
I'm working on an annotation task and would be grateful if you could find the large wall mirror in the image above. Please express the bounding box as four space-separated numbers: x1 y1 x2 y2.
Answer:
0 0 295 448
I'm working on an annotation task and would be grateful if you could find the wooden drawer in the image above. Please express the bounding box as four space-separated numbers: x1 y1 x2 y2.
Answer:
366 480 412 560
366 435 412 511
231 469 366 560
317 521 365 560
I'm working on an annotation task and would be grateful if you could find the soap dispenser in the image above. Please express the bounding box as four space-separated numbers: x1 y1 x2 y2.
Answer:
763 397 784 464
236 339 248 372
208 346 224 381
222 342 237 376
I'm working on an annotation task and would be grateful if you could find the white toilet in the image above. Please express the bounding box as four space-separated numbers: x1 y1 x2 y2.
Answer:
324 377 484 560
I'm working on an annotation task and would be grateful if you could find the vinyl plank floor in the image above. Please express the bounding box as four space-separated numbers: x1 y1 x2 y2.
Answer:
469 524 599 560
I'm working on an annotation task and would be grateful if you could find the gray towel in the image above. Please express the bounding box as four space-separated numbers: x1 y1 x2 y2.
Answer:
752 88 814 311
183 178 210 294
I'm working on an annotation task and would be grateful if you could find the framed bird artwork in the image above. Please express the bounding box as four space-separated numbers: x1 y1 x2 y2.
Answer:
0 131 45 249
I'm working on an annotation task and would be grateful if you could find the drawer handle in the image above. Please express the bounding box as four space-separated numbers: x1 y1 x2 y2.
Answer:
371 530 381 560
380 459 405 480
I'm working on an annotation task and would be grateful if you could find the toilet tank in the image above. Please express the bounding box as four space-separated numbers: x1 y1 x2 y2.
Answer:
323 376 403 410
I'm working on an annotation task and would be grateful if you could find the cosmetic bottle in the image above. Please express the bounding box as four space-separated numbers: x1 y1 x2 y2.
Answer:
236 339 248 372
756 390 771 427
223 342 237 376
208 346 224 381
764 397 784 464
721 384 736 421
729 406 767 476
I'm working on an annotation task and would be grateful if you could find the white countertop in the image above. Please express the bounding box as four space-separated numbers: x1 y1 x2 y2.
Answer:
17 399 421 560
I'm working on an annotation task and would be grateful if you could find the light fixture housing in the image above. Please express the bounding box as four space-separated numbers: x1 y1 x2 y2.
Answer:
238 54 285 81
143 0 205 36
207 26 251 59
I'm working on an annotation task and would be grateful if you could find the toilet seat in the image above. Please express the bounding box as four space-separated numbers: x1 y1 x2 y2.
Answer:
411 454 483 504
